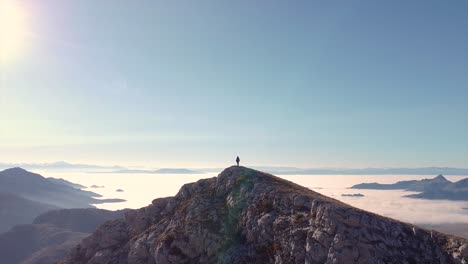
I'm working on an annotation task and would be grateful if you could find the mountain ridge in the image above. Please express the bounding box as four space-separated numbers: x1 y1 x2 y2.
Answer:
0 161 126 171
62 166 468 263
0 167 125 208
0 208 128 264
351 174 468 201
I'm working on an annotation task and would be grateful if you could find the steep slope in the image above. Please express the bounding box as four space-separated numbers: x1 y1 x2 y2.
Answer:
0 208 128 264
62 167 468 264
0 192 57 233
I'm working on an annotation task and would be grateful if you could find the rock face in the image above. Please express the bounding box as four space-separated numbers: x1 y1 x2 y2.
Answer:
62 166 468 264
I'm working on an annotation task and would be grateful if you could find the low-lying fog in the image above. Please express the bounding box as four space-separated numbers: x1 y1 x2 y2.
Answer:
281 174 468 225
40 171 468 229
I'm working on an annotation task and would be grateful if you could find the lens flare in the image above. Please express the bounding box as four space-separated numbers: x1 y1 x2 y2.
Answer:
0 0 26 63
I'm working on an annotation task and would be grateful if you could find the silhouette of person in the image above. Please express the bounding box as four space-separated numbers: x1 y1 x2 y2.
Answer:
236 156 240 166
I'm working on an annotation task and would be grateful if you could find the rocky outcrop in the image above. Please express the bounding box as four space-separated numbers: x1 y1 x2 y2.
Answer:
62 166 468 264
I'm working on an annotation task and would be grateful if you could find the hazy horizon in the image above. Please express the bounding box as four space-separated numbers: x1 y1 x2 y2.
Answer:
1 160 468 172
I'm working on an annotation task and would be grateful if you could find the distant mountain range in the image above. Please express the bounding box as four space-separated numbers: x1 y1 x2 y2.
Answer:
0 168 125 233
1 162 467 175
198 167 468 175
0 161 125 171
267 167 468 175
351 174 468 201
110 168 201 174
0 162 203 174
0 168 125 208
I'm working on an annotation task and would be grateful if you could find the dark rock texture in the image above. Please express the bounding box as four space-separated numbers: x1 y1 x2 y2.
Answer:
62 167 468 264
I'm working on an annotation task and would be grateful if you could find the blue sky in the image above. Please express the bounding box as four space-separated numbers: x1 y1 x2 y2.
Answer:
0 0 467 168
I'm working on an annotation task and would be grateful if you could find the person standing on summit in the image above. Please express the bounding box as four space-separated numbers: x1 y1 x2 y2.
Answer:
236 156 240 166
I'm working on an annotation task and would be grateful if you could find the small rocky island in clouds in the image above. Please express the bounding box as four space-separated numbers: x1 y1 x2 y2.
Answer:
351 174 468 201
89 184 105 188
341 193 365 197
61 167 468 263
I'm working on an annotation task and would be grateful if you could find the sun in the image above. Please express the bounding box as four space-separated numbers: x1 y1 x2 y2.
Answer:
0 0 26 63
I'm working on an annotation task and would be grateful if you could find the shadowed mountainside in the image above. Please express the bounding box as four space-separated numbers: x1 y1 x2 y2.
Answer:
0 208 128 264
62 166 468 264
0 167 125 208
46 177 86 189
0 193 57 233
0 167 126 234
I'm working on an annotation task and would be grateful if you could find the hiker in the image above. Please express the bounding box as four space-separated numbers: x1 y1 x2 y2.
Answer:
236 156 240 166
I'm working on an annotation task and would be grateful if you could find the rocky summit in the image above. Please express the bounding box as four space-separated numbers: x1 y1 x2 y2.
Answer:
62 166 468 264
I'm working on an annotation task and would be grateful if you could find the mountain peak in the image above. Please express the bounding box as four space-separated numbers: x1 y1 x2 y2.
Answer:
62 167 468 263
2 167 29 173
434 174 449 181
0 167 44 181
217 165 265 179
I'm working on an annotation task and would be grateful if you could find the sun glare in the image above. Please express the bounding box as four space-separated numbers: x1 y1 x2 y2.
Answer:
0 0 26 63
